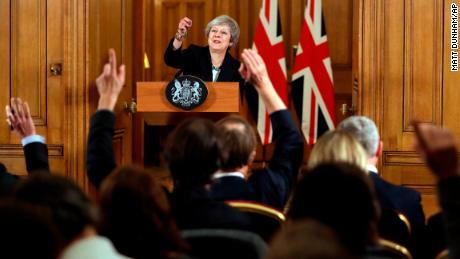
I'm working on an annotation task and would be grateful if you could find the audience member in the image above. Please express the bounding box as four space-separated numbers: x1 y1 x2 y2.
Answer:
86 48 125 188
337 116 425 228
338 116 427 259
210 49 304 210
0 98 49 195
164 117 252 230
306 130 368 170
0 198 61 259
14 173 129 259
300 129 413 249
338 117 427 258
266 219 351 259
98 165 189 259
288 162 380 256
425 212 447 258
413 122 460 259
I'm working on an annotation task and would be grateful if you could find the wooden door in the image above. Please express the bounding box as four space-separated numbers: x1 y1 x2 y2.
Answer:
0 0 65 176
356 0 460 218
0 0 135 192
88 0 134 171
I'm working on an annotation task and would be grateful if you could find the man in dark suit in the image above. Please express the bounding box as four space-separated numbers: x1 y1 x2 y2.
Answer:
1 97 49 196
164 117 252 230
337 116 426 257
86 49 251 231
209 49 304 210
337 116 425 226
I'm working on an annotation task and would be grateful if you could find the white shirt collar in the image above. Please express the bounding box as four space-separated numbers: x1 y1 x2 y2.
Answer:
212 171 245 180
367 164 378 174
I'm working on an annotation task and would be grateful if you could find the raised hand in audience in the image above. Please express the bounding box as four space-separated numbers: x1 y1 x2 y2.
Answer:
239 49 271 87
5 98 36 138
95 48 126 111
413 122 459 179
4 97 49 178
239 48 286 113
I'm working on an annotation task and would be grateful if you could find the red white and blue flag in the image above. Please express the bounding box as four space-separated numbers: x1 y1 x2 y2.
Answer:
249 0 288 145
292 0 336 144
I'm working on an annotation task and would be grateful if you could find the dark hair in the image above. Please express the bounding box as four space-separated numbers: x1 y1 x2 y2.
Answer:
164 118 223 187
267 219 351 259
216 115 257 170
288 162 379 255
13 173 99 245
0 199 62 259
99 165 189 259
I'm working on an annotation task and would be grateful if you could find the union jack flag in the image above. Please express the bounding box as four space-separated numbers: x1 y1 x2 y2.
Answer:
292 0 336 144
247 0 288 145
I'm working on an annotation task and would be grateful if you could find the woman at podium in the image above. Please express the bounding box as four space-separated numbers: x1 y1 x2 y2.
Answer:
164 15 244 90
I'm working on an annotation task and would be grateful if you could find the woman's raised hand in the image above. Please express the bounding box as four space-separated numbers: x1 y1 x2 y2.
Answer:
176 17 192 41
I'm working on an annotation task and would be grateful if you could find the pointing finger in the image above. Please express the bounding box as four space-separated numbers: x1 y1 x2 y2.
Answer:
108 48 117 77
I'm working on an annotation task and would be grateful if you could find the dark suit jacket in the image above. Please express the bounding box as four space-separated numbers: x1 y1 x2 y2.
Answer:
86 110 117 189
369 172 425 227
369 171 428 259
210 110 304 210
164 38 245 90
86 110 251 230
0 142 50 196
171 186 252 231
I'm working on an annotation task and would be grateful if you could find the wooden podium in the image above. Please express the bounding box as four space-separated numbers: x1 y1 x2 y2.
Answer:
137 81 240 125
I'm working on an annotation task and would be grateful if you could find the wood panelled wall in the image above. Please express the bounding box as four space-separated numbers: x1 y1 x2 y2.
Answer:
134 0 354 164
356 0 460 217
0 0 135 192
0 0 66 176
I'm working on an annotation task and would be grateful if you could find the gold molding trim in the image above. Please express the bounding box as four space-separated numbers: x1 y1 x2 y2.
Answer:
226 201 286 222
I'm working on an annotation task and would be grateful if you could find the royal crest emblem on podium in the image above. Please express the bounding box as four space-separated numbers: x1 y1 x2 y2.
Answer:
165 75 208 110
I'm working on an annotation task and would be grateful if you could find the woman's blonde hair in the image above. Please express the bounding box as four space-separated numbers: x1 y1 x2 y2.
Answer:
308 130 368 170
